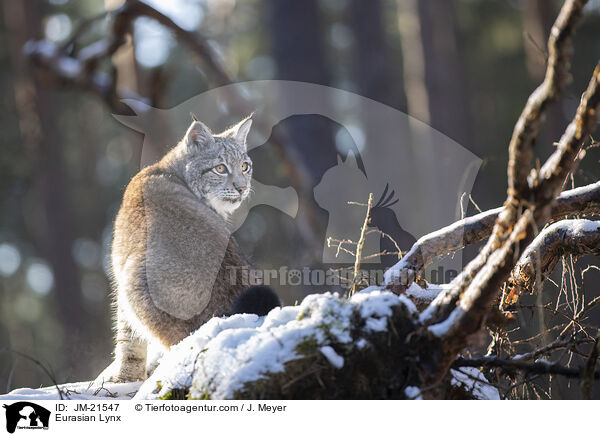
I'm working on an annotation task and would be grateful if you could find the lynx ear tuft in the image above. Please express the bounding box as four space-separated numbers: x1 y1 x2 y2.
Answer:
190 112 198 122
185 120 213 147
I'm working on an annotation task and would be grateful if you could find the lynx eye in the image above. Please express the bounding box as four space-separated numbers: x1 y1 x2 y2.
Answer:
214 164 227 175
241 162 251 173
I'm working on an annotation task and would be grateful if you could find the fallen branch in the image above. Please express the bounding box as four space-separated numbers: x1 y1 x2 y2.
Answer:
384 181 600 294
432 63 600 353
506 219 600 303
416 0 599 381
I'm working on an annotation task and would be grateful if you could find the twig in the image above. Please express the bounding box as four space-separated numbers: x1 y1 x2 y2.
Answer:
350 193 373 296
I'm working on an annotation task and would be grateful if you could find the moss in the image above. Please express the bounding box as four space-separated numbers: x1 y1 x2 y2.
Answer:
158 388 189 400
294 335 319 356
151 380 163 396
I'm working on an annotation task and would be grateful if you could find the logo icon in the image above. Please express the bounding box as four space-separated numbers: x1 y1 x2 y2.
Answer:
3 402 50 433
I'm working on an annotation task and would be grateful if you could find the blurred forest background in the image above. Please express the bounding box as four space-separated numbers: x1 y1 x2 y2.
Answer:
0 0 600 397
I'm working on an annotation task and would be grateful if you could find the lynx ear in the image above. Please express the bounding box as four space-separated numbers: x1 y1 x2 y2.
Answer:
223 116 253 149
185 120 213 147
234 117 252 145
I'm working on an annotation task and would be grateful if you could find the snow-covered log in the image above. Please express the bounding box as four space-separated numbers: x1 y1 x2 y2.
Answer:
130 287 494 400
135 288 423 400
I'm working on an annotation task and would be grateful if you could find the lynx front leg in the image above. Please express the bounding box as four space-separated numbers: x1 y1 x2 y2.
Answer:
96 312 148 383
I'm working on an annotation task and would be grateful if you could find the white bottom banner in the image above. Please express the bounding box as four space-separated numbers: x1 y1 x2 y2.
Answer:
0 400 596 436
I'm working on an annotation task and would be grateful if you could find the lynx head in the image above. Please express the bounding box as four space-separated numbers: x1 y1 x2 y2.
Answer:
180 115 253 217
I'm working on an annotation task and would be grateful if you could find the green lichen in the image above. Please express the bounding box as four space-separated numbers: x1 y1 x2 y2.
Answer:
158 388 189 400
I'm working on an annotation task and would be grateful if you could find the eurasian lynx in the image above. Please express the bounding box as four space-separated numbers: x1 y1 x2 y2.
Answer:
97 116 278 382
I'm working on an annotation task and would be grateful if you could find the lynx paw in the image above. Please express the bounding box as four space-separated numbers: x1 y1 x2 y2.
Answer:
95 360 147 384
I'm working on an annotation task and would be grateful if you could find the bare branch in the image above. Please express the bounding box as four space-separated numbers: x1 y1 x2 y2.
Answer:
507 219 600 303
416 1 592 341
24 0 234 112
553 180 600 218
438 64 600 335
24 39 145 114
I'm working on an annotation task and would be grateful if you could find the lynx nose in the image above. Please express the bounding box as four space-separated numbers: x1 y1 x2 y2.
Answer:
235 185 246 195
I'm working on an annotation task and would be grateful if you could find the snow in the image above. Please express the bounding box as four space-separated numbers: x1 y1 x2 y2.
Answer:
0 381 142 401
350 286 415 332
427 306 465 337
319 346 344 369
135 289 414 399
404 386 423 400
417 283 458 325
450 367 501 400
0 289 414 401
568 219 599 236
405 282 444 301
364 317 388 332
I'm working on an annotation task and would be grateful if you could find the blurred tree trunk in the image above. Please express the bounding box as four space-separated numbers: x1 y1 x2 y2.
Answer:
396 0 471 234
398 0 470 146
266 0 334 183
2 0 87 377
348 0 402 109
